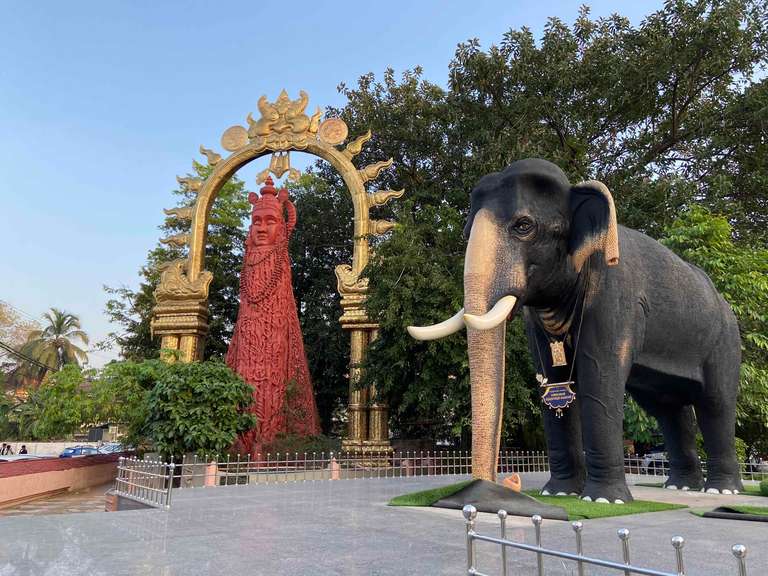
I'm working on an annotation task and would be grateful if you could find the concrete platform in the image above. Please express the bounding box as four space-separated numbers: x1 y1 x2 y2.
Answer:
0 474 765 575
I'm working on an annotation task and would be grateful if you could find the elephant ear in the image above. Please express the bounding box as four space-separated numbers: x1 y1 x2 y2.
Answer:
568 180 619 272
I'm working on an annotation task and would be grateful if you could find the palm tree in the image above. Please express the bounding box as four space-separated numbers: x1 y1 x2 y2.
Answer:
21 308 89 371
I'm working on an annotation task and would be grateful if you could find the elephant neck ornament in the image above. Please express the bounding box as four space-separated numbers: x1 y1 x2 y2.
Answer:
408 158 743 504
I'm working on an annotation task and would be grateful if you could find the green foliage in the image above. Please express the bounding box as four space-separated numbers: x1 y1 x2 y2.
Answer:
145 360 255 458
88 360 165 449
19 308 89 373
623 396 660 446
662 207 768 453
760 480 768 496
288 174 353 434
16 365 95 440
100 1 768 450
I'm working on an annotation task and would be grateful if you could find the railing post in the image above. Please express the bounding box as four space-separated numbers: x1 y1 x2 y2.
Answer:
166 462 175 509
618 528 631 576
732 545 747 576
572 521 584 576
671 536 685 575
463 505 478 575
117 456 124 492
498 510 508 576
532 514 543 576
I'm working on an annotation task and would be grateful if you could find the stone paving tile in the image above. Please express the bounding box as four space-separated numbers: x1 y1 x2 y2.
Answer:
0 475 765 575
0 482 112 517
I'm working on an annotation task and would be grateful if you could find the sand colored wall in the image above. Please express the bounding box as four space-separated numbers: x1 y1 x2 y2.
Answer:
0 455 120 508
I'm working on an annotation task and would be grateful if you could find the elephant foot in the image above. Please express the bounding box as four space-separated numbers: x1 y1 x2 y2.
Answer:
541 475 584 497
704 469 743 495
664 472 703 492
580 479 633 504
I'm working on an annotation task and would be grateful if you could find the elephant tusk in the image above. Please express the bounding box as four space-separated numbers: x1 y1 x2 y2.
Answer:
463 295 518 330
407 308 466 341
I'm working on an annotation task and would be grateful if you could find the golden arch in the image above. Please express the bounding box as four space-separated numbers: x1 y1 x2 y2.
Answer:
150 90 403 452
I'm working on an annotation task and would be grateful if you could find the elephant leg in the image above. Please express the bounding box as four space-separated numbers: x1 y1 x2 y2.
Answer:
631 388 703 490
541 401 585 495
697 325 743 493
525 315 585 495
578 350 633 503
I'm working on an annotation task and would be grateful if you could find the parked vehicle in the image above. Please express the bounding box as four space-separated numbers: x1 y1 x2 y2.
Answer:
59 446 99 458
0 455 45 463
97 442 125 454
641 445 668 475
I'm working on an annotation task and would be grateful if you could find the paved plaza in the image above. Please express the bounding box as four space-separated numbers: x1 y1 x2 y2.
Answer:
0 474 766 575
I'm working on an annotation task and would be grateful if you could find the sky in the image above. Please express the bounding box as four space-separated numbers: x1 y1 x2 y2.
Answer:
0 0 664 367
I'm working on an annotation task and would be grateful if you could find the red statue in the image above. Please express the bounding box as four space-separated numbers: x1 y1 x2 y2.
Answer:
226 177 320 454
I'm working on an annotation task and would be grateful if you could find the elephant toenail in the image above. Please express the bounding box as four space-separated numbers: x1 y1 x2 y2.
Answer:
706 488 720 494
595 497 609 503
681 486 689 491
614 499 625 504
722 489 732 495
666 485 677 490
541 490 550 496
582 496 592 502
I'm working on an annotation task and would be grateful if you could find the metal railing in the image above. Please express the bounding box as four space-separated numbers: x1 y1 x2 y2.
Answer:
113 450 766 507
622 454 768 486
174 450 551 488
462 505 749 576
114 456 175 509
171 451 766 489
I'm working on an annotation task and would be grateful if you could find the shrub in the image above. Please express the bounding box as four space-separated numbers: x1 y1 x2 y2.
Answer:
760 480 768 497
145 360 256 459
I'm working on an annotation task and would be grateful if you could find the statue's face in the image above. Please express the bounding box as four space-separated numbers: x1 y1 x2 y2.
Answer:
250 207 282 246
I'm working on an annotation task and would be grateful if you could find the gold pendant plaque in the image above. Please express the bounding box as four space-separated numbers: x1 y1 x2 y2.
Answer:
550 341 567 367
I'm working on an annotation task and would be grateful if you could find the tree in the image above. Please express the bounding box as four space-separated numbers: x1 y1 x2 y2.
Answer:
0 301 40 391
15 365 95 440
20 308 89 371
144 360 255 458
88 360 162 449
103 163 250 360
104 1 768 449
288 174 353 434
319 0 767 447
660 207 768 453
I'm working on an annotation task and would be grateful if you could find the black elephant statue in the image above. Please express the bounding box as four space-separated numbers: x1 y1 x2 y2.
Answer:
408 158 743 503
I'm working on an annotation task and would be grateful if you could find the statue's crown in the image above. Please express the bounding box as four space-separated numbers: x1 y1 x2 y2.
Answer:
249 176 283 215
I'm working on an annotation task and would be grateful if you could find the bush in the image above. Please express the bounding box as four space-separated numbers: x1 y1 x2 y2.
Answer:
761 480 768 497
147 361 256 457
145 360 256 459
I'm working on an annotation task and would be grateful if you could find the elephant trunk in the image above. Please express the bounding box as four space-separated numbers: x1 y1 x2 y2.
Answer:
465 277 506 481
463 209 507 482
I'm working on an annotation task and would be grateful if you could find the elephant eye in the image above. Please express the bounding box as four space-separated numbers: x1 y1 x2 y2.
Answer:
511 217 535 237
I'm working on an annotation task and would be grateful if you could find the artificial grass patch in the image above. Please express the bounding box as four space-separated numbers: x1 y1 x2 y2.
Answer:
522 490 686 520
388 480 473 506
388 481 684 520
637 482 766 497
728 504 768 515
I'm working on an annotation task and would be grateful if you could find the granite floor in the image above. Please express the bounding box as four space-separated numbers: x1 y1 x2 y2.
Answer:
0 483 112 517
0 474 765 575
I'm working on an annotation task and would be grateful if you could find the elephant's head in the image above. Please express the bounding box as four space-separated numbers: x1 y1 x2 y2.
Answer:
407 158 619 481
